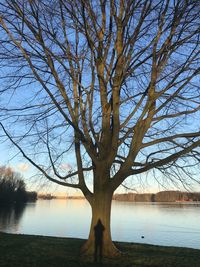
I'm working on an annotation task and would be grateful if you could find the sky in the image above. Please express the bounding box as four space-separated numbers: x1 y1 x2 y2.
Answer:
1 137 200 196
0 144 73 196
0 1 199 196
0 138 156 195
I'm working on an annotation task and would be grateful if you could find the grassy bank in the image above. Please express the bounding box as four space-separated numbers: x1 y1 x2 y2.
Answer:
0 232 199 267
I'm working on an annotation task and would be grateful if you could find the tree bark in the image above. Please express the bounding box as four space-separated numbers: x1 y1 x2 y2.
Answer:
81 190 120 258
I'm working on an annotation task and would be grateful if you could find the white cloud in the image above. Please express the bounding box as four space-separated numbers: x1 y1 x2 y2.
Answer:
60 163 72 170
17 163 30 172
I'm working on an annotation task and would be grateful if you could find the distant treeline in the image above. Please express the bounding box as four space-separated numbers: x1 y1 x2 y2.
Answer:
0 166 37 204
38 194 56 200
38 194 84 200
113 191 200 202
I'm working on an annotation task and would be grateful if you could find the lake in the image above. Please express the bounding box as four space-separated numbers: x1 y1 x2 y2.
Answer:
0 199 200 249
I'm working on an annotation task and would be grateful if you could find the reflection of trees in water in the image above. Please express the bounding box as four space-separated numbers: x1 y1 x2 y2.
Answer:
0 203 26 232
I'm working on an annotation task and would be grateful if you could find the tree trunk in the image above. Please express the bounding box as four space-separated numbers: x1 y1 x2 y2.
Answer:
81 190 120 258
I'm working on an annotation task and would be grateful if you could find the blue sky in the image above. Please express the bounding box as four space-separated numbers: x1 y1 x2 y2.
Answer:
0 0 199 196
1 138 200 195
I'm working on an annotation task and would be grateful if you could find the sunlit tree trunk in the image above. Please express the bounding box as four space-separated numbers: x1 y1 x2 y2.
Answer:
82 184 119 257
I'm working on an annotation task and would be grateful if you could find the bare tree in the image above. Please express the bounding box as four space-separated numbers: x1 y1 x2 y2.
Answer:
0 0 199 257
0 166 27 203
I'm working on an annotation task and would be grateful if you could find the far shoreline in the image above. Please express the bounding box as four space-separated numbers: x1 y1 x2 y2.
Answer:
37 190 200 203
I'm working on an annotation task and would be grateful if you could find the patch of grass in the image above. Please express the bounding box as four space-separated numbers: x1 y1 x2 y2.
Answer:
0 232 199 267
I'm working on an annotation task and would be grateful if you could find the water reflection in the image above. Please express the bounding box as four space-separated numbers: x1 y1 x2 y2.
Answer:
111 201 200 249
0 200 200 249
0 203 26 233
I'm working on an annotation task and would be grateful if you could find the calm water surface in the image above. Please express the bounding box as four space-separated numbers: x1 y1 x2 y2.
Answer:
0 199 200 249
